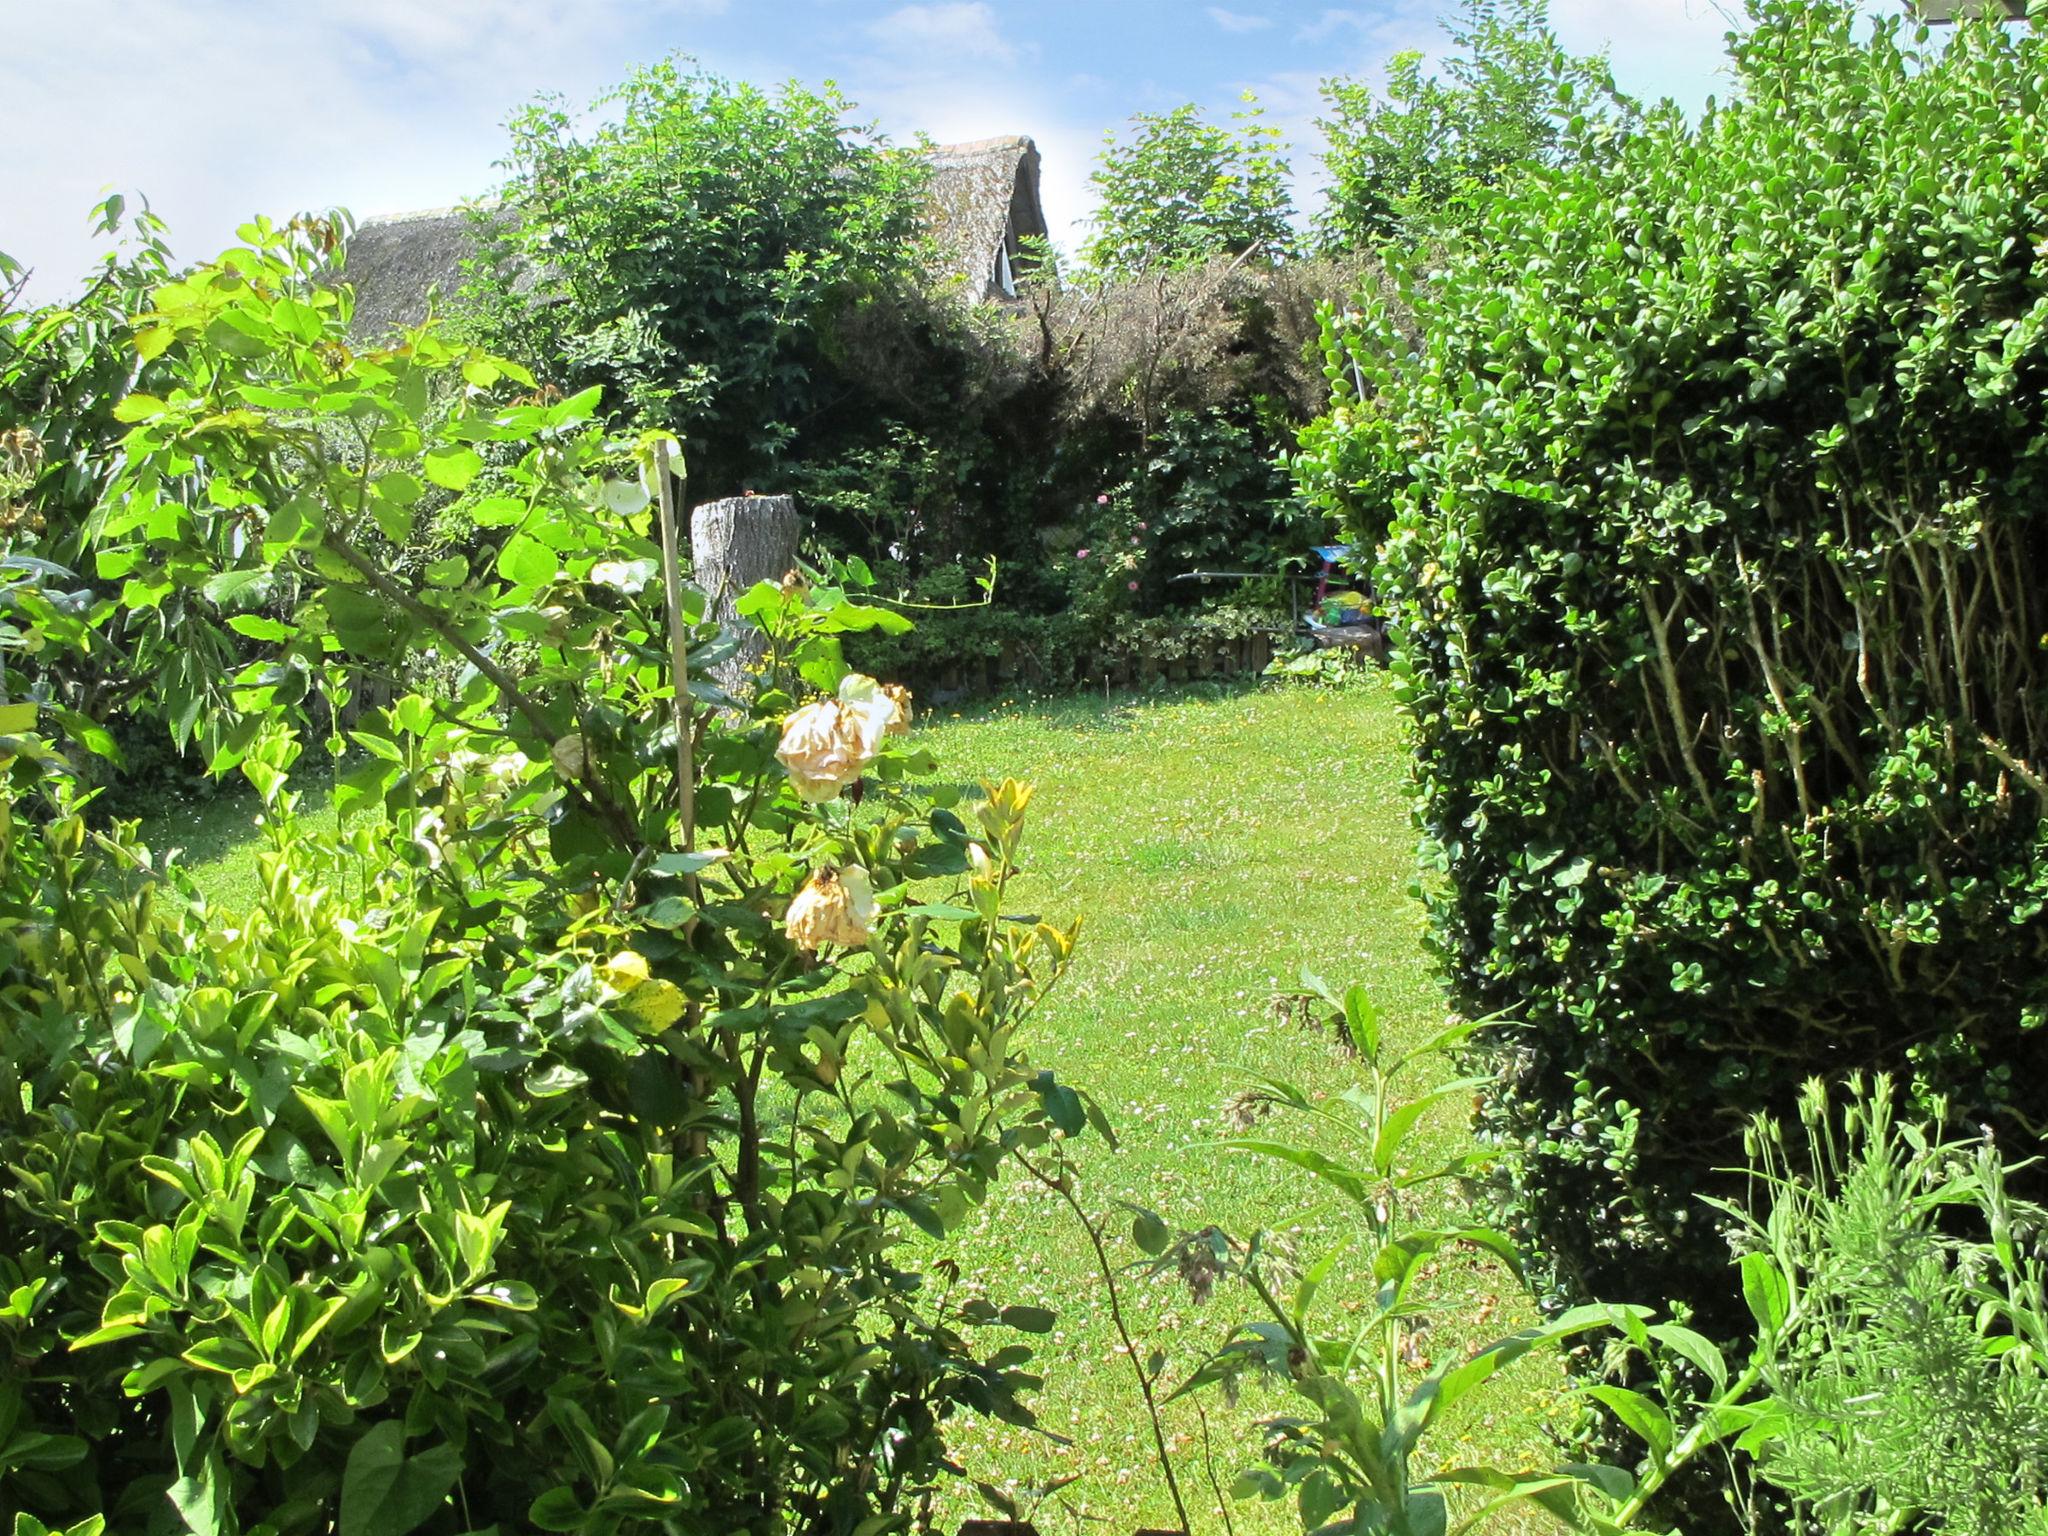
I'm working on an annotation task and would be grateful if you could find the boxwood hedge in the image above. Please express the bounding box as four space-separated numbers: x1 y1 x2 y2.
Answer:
1299 1 2048 1320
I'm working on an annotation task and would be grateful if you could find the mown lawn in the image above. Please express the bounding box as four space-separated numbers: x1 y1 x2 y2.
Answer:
919 680 1558 1533
144 678 1560 1534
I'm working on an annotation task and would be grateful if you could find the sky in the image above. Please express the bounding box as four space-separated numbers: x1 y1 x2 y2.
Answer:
2 0 1772 301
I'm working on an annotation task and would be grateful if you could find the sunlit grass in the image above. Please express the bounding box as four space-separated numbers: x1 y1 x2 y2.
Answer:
916 680 1561 1533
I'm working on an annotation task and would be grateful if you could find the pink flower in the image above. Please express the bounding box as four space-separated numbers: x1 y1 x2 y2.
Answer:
1097 494 1110 505
1130 536 1140 545
1127 580 1139 591
1076 548 1090 559
1137 521 1148 530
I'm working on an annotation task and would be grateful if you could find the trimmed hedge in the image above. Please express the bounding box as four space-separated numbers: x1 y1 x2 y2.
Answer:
1299 2 2048 1320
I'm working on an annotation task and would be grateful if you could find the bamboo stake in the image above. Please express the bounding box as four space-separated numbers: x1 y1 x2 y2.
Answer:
654 439 695 853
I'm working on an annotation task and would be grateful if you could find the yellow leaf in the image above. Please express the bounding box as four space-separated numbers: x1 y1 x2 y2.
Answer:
620 978 686 1033
598 951 651 993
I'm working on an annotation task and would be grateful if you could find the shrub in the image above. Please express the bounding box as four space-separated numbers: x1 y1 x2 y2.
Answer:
1314 0 1636 251
467 60 931 502
0 222 1097 1534
1297 2 2048 1325
1732 1077 2048 1534
1082 98 1296 277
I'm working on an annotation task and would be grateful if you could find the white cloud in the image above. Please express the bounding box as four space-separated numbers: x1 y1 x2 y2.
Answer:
1295 8 1373 43
0 0 726 300
1206 6 1273 33
863 4 1018 65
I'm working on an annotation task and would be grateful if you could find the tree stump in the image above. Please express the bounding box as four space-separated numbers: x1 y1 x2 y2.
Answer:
689 495 800 698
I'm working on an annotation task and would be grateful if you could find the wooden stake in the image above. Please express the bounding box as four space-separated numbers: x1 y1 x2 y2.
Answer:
654 439 695 853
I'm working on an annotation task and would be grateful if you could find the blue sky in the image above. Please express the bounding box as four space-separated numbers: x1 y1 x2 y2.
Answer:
2 0 1767 299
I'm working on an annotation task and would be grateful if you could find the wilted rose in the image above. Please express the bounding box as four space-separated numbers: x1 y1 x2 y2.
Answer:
550 734 587 779
882 682 913 735
785 865 876 951
776 700 865 802
837 673 907 757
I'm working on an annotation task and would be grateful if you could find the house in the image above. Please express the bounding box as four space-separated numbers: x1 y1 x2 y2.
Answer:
339 134 1049 340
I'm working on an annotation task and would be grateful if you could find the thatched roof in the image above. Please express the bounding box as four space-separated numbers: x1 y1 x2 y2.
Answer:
341 133 1049 339
919 135 1048 301
340 206 507 342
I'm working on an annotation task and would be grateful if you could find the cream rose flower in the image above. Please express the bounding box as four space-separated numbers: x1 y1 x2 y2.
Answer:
776 699 866 802
785 864 876 951
550 733 588 780
882 682 913 736
835 673 903 759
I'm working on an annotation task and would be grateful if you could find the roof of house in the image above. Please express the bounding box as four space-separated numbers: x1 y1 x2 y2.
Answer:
338 205 512 343
918 135 1048 300
338 134 1049 339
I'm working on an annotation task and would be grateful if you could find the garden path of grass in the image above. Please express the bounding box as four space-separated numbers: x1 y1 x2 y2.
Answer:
919 681 1558 1534
144 678 1559 1534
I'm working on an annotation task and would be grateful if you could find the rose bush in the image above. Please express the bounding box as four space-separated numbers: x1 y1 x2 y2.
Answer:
0 219 1104 1535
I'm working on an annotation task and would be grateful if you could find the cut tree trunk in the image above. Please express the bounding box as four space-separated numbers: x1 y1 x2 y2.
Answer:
689 494 800 698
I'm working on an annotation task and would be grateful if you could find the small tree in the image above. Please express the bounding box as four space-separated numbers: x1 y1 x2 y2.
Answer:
1083 96 1296 277
469 58 929 499
1316 0 1636 250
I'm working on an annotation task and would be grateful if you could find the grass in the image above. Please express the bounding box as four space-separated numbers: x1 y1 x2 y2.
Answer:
916 679 1557 1533
144 677 1560 1534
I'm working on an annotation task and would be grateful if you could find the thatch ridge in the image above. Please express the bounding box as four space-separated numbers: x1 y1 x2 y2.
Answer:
341 205 507 343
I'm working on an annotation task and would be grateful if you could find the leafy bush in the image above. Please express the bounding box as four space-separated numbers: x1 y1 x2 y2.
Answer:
0 222 1098 1535
467 60 933 502
0 197 238 785
1732 1077 2048 1534
1315 0 1635 250
1298 2 2048 1324
1082 98 1296 276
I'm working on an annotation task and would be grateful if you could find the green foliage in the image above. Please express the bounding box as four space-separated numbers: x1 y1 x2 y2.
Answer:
1316 0 1635 250
1729 1078 2048 1534
0 195 220 780
1154 978 1765 1535
469 58 930 498
1297 0 2048 1330
0 220 1097 1534
1084 97 1296 277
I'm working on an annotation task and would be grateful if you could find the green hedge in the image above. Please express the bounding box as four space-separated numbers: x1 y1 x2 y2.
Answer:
1299 2 2048 1320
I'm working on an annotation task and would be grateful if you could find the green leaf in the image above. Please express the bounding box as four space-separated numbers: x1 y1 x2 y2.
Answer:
1000 1304 1056 1333
226 614 292 642
468 496 526 528
526 1489 585 1532
203 568 270 606
1343 984 1382 1061
272 296 325 342
1227 1138 1374 1205
424 445 484 492
340 1421 464 1536
112 393 167 423
650 849 728 877
1585 1385 1674 1465
1131 1208 1171 1257
1036 1077 1085 1135
497 535 557 589
1741 1251 1790 1336
1646 1322 1728 1393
